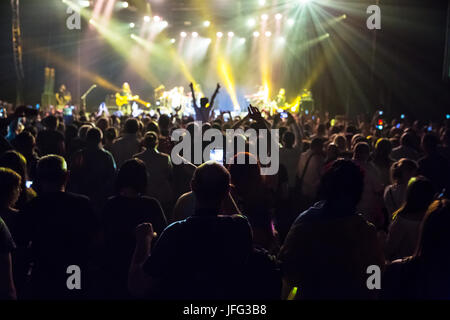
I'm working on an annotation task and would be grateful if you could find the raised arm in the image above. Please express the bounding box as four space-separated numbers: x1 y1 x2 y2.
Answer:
189 82 198 110
209 83 221 109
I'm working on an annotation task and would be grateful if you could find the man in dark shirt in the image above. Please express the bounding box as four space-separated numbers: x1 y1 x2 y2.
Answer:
129 161 280 299
35 115 65 156
23 155 100 299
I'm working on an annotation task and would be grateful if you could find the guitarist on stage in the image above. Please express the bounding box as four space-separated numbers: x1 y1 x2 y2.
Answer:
116 82 136 115
55 84 72 113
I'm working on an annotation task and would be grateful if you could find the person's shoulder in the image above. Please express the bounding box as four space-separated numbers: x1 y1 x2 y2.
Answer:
64 191 91 205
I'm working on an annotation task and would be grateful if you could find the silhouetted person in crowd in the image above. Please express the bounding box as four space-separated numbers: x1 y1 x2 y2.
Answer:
383 158 418 219
35 115 65 157
111 118 141 168
129 161 280 299
134 131 174 215
12 131 39 181
382 199 450 299
390 132 420 161
0 168 18 300
69 127 116 212
385 176 435 261
0 150 36 210
101 158 167 299
417 133 450 196
279 159 384 299
23 155 99 299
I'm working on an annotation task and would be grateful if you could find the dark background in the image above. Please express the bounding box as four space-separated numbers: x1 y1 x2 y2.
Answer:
0 0 449 119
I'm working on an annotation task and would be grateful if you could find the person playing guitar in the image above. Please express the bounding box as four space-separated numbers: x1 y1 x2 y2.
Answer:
116 82 140 115
55 84 72 113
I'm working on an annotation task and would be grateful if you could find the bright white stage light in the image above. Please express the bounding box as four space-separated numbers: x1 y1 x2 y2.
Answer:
192 32 199 38
121 1 129 8
161 21 169 28
203 20 211 27
143 16 151 22
261 14 269 21
275 13 283 20
180 31 187 38
239 38 246 44
265 31 272 37
253 31 260 37
129 22 135 28
78 0 90 7
153 16 161 22
228 31 234 38
247 18 256 27
287 18 295 26
217 32 223 38
299 0 311 4
170 38 176 44
259 0 266 6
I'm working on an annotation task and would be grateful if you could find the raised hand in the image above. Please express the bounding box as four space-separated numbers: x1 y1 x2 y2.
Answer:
248 104 262 121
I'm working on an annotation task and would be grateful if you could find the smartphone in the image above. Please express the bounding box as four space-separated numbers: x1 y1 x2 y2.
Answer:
379 110 383 116
427 126 432 132
26 181 33 188
400 114 405 119
210 148 224 165
305 110 309 115
446 114 450 120
377 125 383 130
280 112 288 119
396 123 401 129
223 113 230 121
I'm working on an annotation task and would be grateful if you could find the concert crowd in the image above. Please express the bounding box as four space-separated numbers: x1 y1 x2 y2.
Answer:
0 96 450 300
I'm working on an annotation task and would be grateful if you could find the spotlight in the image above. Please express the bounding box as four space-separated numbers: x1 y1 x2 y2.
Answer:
153 16 161 22
299 0 311 4
203 20 211 27
217 32 223 38
275 13 283 20
121 1 128 8
192 32 199 38
247 18 256 27
278 36 286 43
143 16 151 22
239 38 246 44
161 21 169 28
180 31 187 38
253 31 260 38
287 18 295 26
228 31 234 38
170 38 176 44
129 22 135 28
78 0 90 7
265 31 272 37
261 14 269 21
259 0 266 6
130 33 136 39
342 14 347 19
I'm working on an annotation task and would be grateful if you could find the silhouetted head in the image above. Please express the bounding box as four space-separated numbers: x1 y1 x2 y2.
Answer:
0 150 28 185
282 131 295 148
191 161 230 212
318 159 364 212
0 167 21 209
402 176 435 215
422 133 439 155
375 138 392 158
43 115 58 130
200 97 209 108
310 137 324 153
13 131 35 155
416 199 450 265
390 158 418 184
116 158 147 195
86 127 103 147
143 131 158 150
228 152 261 195
36 155 68 192
124 118 139 135
353 142 370 162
